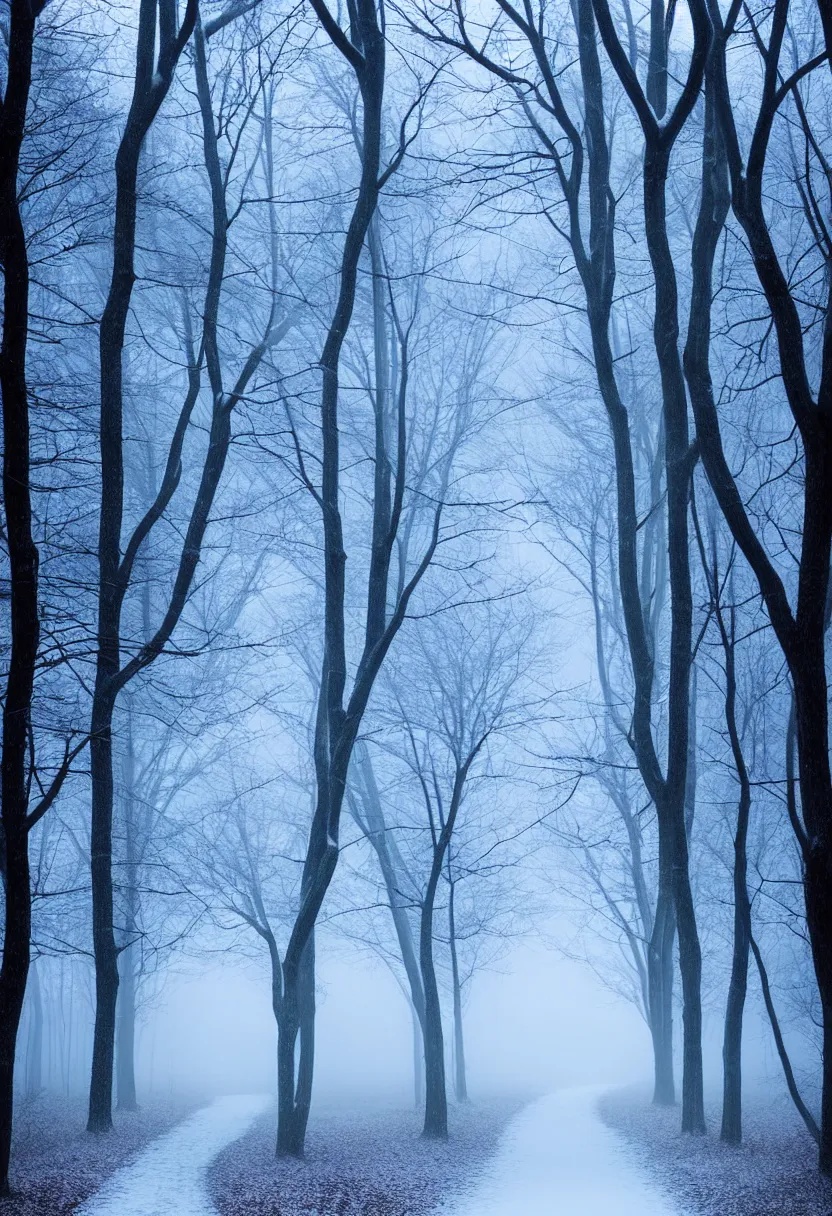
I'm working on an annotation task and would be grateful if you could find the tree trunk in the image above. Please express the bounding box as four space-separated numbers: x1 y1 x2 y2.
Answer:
589 0 710 1136
420 940 447 1138
718 606 751 1144
648 882 676 1106
273 0 398 1158
88 710 119 1131
644 137 705 1137
116 716 139 1113
276 935 315 1157
794 651 832 1172
686 0 832 1169
0 0 43 1192
89 0 197 1133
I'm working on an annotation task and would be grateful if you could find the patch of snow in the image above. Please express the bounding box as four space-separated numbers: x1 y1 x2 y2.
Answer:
441 1087 681 1216
75 1094 272 1216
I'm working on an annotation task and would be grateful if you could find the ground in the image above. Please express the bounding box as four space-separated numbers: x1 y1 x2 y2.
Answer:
599 1087 832 1216
208 1097 527 1216
2 1095 197 1215
6 1086 831 1214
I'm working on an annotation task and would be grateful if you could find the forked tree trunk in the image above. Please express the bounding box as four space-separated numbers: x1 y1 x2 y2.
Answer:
686 0 832 1170
276 935 316 1156
589 0 710 1135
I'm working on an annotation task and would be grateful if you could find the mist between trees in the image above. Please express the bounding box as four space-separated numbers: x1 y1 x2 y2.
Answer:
0 0 830 1198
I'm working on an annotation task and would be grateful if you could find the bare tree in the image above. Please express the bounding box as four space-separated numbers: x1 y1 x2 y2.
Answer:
682 0 832 1169
87 0 294 1131
0 0 93 1188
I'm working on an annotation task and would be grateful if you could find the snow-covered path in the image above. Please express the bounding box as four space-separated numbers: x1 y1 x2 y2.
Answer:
442 1087 680 1216
75 1094 271 1216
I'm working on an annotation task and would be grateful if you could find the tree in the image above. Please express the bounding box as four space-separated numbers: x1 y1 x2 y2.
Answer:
353 606 536 1136
0 0 92 1189
87 0 292 1131
683 0 832 1169
412 0 708 1127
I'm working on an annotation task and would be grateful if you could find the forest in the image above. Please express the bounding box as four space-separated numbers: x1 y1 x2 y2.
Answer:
0 0 831 1211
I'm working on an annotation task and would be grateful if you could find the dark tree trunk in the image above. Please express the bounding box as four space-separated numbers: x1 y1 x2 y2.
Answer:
274 0 433 1156
718 607 751 1144
420 921 447 1139
416 763 475 1138
750 931 820 1144
276 935 316 1157
579 0 707 1128
0 0 44 1191
88 712 119 1131
116 716 139 1113
89 0 229 1133
685 2 832 1167
648 881 676 1105
794 653 832 1172
644 137 705 1138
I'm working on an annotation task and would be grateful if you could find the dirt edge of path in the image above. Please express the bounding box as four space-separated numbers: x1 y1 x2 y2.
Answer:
0 1095 199 1215
599 1086 832 1216
209 1096 529 1216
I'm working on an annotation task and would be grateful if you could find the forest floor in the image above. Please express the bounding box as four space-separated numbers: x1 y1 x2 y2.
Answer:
600 1086 832 1216
208 1095 527 1216
2 1094 198 1215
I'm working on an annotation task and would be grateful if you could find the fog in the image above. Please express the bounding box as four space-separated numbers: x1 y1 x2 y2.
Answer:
2 0 831 1211
146 940 653 1100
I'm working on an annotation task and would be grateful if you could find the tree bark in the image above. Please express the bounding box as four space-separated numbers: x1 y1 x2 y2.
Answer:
116 709 139 1113
717 605 751 1144
419 906 448 1138
275 0 435 1155
685 0 832 1165
276 935 316 1156
0 0 44 1191
648 882 676 1105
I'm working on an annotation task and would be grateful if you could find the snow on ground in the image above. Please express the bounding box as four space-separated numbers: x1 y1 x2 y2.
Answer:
75 1094 271 1216
440 1087 681 1216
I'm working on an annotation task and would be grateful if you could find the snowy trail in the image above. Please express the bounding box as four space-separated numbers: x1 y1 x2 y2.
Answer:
75 1093 271 1216
442 1087 680 1216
